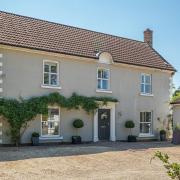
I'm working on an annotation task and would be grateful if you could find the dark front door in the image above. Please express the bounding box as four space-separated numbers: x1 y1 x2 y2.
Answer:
98 109 110 140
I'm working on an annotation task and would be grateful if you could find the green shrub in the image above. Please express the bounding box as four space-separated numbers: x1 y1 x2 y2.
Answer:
31 132 39 137
125 120 135 136
160 130 166 135
73 119 84 129
125 120 135 129
151 151 180 179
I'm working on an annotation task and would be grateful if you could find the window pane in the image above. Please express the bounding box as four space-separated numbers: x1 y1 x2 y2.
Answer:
102 70 109 79
141 75 145 83
98 69 102 78
50 74 57 85
42 121 48 135
140 123 151 134
145 84 151 94
44 73 49 85
42 114 48 121
102 80 108 89
145 112 151 122
98 79 101 89
51 65 57 73
145 75 151 84
44 64 49 72
49 108 59 119
140 112 144 122
141 84 144 93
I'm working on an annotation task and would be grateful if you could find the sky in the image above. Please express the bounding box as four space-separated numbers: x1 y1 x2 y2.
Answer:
1 0 180 88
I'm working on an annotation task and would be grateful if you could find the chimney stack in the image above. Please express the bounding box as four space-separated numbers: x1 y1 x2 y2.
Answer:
144 28 153 47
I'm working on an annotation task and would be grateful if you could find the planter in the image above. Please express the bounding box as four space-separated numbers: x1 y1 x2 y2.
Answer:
31 137 39 146
160 134 166 141
172 130 180 145
127 135 137 142
72 136 82 144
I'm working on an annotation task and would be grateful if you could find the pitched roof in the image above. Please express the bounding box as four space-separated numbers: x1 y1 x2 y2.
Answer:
0 11 175 71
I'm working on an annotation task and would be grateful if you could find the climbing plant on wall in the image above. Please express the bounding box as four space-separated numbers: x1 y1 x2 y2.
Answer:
0 92 118 146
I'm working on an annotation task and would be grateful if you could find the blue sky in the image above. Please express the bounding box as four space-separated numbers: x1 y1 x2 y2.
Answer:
1 0 180 88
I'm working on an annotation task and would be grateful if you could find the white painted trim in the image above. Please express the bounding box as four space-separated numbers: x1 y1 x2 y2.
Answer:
39 136 63 140
41 85 62 90
0 88 3 93
0 62 3 66
140 93 154 97
93 102 116 142
96 90 112 94
42 59 60 87
0 79 3 84
0 71 2 75
0 44 175 74
0 54 3 58
93 110 99 142
138 134 154 138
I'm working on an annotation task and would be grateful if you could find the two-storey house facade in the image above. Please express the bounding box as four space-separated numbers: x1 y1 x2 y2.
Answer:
0 11 176 144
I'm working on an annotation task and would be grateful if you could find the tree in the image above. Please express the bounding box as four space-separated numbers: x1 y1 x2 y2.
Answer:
151 151 180 179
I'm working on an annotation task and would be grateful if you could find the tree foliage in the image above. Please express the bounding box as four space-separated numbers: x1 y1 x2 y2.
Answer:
0 92 118 146
151 151 180 179
172 88 180 102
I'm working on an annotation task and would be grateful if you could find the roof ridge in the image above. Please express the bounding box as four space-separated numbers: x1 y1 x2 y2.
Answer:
0 10 146 44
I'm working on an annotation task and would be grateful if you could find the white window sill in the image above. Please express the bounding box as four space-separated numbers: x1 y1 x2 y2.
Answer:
139 134 154 138
96 89 112 94
140 93 154 97
41 85 62 90
39 136 63 140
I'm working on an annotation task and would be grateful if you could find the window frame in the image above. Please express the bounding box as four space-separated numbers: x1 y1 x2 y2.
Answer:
43 60 60 87
140 73 152 95
97 68 110 91
40 106 61 138
139 111 153 136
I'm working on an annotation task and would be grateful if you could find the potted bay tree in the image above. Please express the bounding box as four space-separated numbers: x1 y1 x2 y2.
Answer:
72 119 84 144
125 120 136 142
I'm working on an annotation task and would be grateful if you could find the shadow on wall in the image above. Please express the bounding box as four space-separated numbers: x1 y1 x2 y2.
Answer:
0 141 177 162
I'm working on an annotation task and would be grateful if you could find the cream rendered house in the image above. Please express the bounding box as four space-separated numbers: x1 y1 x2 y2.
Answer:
0 11 176 144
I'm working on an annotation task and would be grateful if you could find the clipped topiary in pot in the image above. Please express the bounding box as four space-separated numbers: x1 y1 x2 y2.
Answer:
159 129 166 141
72 119 84 144
31 132 40 146
125 120 136 142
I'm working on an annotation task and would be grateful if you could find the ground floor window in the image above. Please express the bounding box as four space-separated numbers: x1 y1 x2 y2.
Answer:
41 107 60 137
140 112 152 135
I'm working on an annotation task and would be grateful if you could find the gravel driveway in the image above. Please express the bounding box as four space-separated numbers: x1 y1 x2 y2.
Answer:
0 141 179 180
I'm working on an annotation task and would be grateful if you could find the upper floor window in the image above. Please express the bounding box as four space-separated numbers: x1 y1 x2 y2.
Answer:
97 68 110 90
141 74 152 94
43 60 59 86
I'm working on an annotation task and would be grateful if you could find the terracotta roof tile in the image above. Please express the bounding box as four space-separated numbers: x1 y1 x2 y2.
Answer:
0 11 175 71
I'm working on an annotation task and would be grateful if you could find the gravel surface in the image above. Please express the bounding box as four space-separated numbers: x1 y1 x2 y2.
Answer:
0 141 179 180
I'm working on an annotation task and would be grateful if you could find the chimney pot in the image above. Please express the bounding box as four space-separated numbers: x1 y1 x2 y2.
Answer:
144 28 153 47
